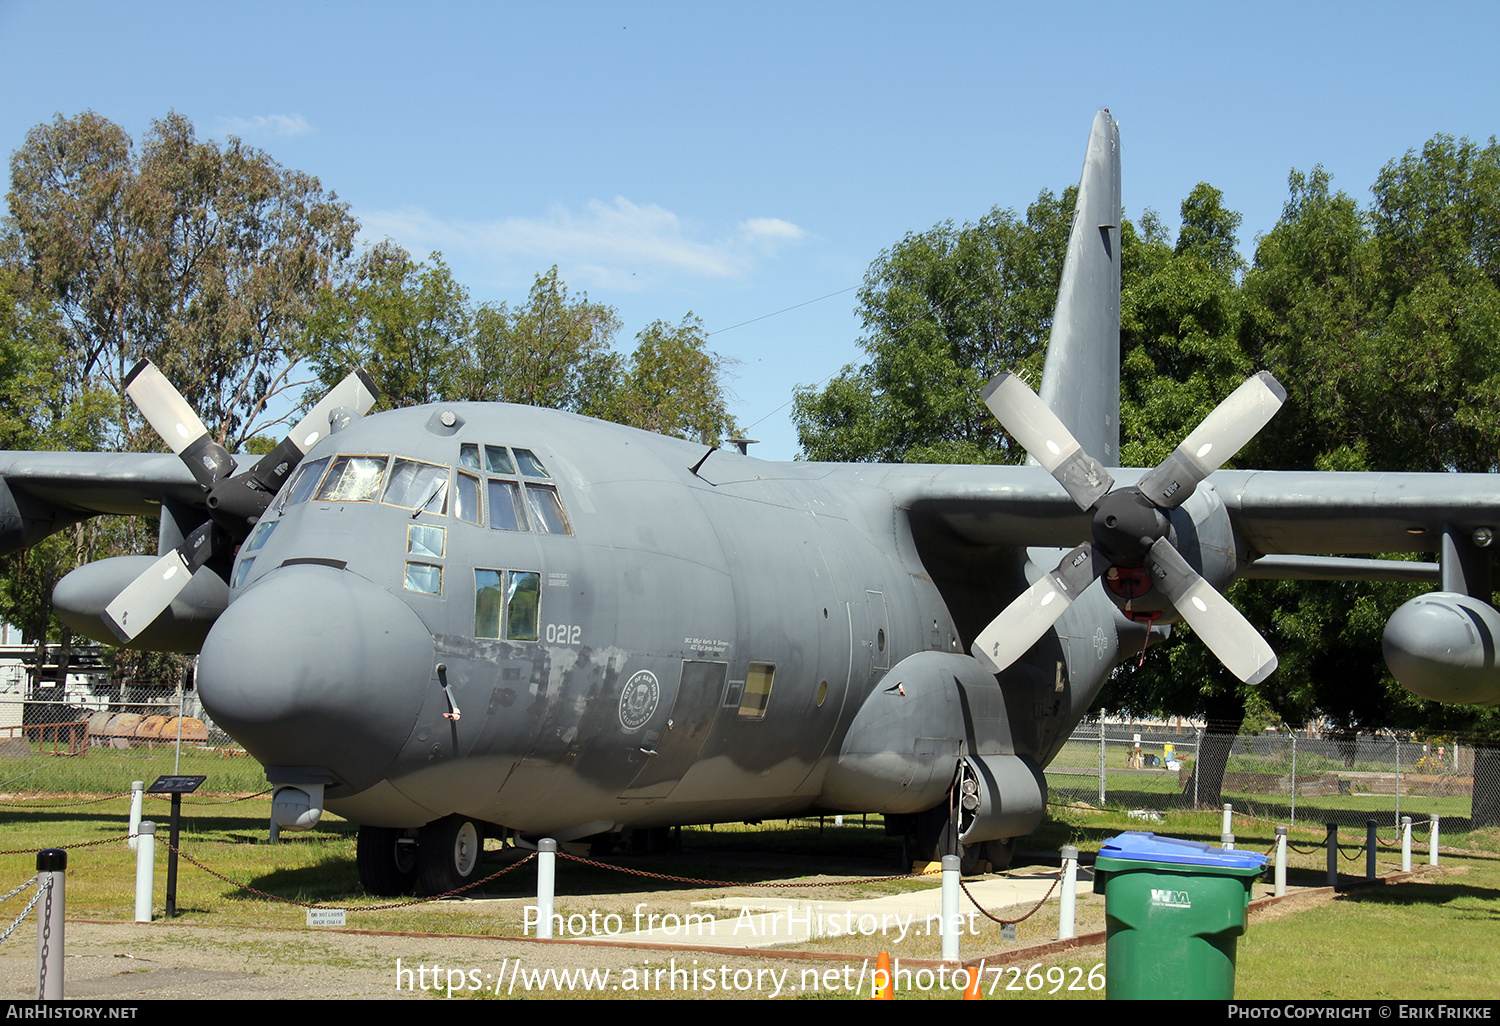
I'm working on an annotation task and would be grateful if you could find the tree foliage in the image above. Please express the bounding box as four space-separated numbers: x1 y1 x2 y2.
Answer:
795 135 1500 745
793 190 1078 464
309 250 738 443
6 110 359 450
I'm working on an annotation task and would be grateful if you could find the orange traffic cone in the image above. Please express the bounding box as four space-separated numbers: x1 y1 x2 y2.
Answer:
963 964 983 1000
874 951 894 999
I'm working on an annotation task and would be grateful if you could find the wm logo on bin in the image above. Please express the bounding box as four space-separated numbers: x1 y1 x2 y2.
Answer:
1150 888 1191 908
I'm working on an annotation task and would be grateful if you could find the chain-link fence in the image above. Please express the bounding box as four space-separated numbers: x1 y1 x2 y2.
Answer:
0 692 265 797
1047 721 1500 832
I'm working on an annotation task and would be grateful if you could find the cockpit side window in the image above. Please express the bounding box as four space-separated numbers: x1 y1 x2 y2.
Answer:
487 479 530 532
280 456 331 510
454 470 482 525
459 443 481 471
484 445 516 475
514 448 550 478
524 483 570 534
474 568 540 641
315 455 388 501
506 571 541 641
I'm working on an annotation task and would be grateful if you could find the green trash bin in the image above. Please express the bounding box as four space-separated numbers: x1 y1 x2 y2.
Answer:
1092 831 1267 1000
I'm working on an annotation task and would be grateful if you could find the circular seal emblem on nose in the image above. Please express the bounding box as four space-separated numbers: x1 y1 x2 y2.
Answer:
618 669 659 733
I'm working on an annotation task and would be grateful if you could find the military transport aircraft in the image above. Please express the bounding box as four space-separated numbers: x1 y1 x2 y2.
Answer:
3 111 1497 895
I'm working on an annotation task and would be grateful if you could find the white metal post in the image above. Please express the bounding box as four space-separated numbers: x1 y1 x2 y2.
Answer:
536 838 557 939
941 854 960 961
134 821 155 922
1429 814 1440 866
1059 845 1078 940
1274 825 1287 897
36 849 65 999
1401 816 1412 872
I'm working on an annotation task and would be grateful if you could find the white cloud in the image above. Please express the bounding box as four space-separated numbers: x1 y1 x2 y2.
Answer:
359 198 808 292
213 114 313 140
740 217 806 242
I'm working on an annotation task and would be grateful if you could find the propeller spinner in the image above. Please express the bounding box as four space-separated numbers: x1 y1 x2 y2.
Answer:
971 371 1285 685
103 362 379 643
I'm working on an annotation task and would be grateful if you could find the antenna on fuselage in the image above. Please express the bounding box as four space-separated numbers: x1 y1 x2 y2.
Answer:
689 446 718 477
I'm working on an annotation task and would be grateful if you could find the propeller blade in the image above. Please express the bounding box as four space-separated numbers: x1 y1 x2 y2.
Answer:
285 367 380 455
102 521 228 643
1145 538 1278 685
971 543 1103 673
982 372 1115 509
1137 371 1286 508
241 369 381 495
124 360 234 491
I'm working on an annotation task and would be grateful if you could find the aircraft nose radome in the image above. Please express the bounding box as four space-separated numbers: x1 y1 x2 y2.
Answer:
197 564 434 792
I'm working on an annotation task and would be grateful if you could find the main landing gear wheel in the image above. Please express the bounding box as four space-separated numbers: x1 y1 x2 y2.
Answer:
913 804 983 876
417 816 484 896
356 825 418 896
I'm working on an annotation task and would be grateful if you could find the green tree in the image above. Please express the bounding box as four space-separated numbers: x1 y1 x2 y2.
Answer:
6 110 358 450
308 242 471 408
793 190 1079 464
587 314 738 444
463 266 622 411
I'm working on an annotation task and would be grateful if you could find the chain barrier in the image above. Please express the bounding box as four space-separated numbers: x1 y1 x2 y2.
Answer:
0 877 41 945
161 838 539 911
959 869 1061 927
0 792 132 808
0 833 129 856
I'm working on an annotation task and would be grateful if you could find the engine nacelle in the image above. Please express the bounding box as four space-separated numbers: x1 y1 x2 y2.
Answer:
53 556 228 652
1383 591 1500 706
820 651 980 814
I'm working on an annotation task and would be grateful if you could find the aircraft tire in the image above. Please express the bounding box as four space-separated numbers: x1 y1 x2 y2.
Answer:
356 825 418 896
981 837 1017 872
416 816 484 896
913 804 983 876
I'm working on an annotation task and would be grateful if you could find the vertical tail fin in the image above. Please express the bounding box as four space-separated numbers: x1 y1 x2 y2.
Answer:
1037 110 1122 466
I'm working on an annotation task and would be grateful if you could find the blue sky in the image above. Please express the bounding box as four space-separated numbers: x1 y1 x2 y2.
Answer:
3 1 1498 459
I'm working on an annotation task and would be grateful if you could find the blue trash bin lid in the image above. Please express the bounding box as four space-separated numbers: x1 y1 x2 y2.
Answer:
1098 831 1267 870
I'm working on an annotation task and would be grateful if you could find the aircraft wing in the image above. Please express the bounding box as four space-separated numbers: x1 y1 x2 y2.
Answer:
1212 470 1499 556
886 464 1498 564
0 451 221 554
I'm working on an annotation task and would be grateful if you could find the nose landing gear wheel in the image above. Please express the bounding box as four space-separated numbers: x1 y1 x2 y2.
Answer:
356 825 418 896
417 816 484 895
